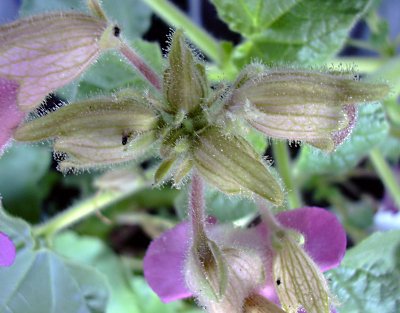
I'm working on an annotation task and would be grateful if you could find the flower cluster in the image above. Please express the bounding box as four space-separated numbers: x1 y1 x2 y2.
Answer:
5 4 388 205
0 1 391 312
144 174 346 312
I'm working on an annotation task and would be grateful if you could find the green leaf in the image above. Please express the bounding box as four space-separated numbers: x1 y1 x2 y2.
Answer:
53 232 191 313
54 232 141 313
0 143 51 222
295 102 389 176
0 207 109 313
175 185 257 222
20 0 151 39
211 0 371 65
326 230 400 313
210 0 300 37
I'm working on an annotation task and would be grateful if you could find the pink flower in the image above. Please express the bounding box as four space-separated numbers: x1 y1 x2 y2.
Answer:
143 207 346 307
0 231 16 267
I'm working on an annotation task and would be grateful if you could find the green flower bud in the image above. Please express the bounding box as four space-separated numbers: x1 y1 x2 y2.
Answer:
163 29 209 113
272 229 331 313
15 92 157 170
193 127 284 205
228 67 390 151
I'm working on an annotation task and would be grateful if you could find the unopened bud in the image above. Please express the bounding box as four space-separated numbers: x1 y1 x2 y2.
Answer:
193 127 284 205
15 93 157 169
227 67 389 151
0 11 121 110
163 30 209 113
185 239 266 313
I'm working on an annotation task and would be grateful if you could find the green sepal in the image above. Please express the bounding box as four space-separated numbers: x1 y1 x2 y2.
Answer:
193 127 284 205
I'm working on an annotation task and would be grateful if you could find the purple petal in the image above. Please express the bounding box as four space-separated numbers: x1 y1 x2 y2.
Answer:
0 231 16 266
143 221 192 302
0 77 24 155
276 207 346 272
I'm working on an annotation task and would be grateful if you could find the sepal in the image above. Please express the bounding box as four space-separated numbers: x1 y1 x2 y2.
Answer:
193 127 284 205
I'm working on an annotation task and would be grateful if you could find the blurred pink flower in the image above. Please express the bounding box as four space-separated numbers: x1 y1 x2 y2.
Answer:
0 231 16 267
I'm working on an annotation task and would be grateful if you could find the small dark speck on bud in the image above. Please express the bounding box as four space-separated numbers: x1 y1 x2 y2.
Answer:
122 131 131 145
113 25 121 37
276 279 281 286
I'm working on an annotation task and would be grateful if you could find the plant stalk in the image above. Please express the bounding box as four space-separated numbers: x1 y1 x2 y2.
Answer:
369 148 400 209
273 141 302 209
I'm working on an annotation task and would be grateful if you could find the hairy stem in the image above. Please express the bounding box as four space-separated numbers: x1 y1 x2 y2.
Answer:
273 141 302 209
142 0 221 64
120 43 162 90
189 172 208 243
369 148 400 209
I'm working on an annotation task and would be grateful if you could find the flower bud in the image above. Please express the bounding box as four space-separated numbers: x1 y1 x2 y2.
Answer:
193 127 284 205
163 30 209 113
227 67 389 151
184 238 266 313
15 92 157 169
272 229 330 313
0 11 120 110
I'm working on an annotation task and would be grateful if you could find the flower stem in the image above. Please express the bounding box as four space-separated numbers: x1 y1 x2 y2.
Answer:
142 0 221 64
120 43 161 90
369 148 400 208
273 141 302 209
33 189 136 238
189 172 207 242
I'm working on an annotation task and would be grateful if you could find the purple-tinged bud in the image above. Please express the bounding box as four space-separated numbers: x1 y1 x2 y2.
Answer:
193 127 284 205
227 67 389 151
14 92 157 170
271 229 330 313
243 294 286 313
0 11 120 111
0 77 23 155
163 30 209 113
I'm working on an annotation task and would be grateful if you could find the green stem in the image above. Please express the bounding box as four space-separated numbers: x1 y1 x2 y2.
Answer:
33 189 135 238
273 141 302 209
369 148 400 209
142 0 221 64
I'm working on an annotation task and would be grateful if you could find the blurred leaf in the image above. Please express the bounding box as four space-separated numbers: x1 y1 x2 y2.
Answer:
175 185 257 222
54 232 140 313
20 0 151 39
54 232 191 313
211 0 371 65
60 40 164 102
295 102 389 176
378 135 400 162
130 277 196 313
20 0 84 14
326 230 400 313
0 207 109 313
0 143 51 222
244 128 268 155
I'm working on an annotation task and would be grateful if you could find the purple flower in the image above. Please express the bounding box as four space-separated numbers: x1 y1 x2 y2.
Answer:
0 231 16 267
143 206 346 307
